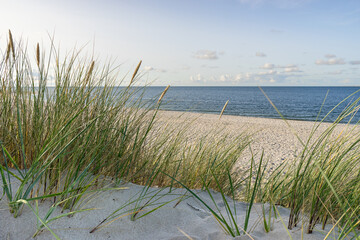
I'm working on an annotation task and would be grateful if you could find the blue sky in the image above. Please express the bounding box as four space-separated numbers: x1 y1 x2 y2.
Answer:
0 0 359 86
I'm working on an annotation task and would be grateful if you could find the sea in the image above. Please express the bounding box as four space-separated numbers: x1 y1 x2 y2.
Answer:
141 86 360 123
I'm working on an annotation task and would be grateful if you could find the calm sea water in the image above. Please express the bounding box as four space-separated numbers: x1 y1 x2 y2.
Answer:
141 87 360 122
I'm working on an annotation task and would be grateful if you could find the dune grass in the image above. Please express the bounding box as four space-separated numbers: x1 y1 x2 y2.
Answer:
261 89 360 239
1 31 360 239
0 32 252 238
0 31 164 215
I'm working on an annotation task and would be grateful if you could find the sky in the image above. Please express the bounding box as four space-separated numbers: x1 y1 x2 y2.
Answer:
0 0 359 86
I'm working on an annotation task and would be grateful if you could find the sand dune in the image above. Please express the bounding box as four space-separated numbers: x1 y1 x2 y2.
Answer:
0 112 353 240
0 181 334 240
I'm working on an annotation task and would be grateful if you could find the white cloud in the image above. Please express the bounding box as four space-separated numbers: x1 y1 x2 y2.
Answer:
260 63 275 69
235 73 253 81
189 73 253 84
220 74 232 82
350 60 360 65
278 64 297 68
260 63 301 73
245 73 252 78
235 74 243 81
144 66 166 73
258 67 301 75
193 50 218 60
189 68 299 85
315 58 346 65
258 70 277 75
223 72 280 84
283 67 301 73
190 74 204 82
256 52 267 57
144 66 154 71
325 54 336 58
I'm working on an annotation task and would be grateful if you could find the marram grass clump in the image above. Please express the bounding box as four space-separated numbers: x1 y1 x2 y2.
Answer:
261 89 360 238
0 31 161 215
0 31 250 222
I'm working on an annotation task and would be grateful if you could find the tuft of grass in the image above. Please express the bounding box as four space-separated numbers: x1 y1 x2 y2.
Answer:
0 31 160 213
1 32 252 238
162 149 265 238
262 88 360 239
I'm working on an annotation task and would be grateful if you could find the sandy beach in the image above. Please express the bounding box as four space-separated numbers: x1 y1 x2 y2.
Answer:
1 111 353 240
0 181 335 240
155 110 348 174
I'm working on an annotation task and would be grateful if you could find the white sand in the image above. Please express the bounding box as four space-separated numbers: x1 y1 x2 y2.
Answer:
154 111 349 174
0 112 351 240
0 180 335 240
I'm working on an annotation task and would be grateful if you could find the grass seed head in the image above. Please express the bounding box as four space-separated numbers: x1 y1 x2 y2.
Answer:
8 30 15 59
6 43 11 62
36 43 40 66
219 100 229 119
158 85 170 104
130 60 142 86
85 61 95 82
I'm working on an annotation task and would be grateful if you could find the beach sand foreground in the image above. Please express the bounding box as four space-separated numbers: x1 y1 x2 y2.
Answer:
0 111 350 240
0 181 334 240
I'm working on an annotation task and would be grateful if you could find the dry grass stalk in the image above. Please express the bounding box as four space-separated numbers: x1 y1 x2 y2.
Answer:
130 60 142 85
85 61 95 82
6 43 11 62
36 43 40 66
219 100 229 119
158 85 170 104
8 30 15 59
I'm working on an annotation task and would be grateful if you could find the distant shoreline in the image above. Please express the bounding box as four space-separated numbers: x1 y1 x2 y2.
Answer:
156 108 360 125
156 108 331 123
